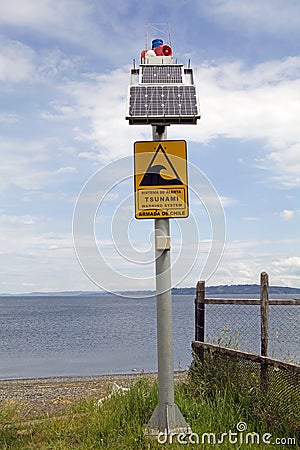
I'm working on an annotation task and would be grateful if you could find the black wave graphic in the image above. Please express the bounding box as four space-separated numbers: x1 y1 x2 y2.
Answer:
140 164 183 186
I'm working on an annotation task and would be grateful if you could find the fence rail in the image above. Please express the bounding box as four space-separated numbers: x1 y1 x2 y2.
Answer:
195 272 300 361
192 272 300 427
203 299 300 305
191 341 300 430
192 341 300 375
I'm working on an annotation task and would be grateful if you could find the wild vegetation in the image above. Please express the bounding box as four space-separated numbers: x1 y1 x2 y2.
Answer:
0 365 298 449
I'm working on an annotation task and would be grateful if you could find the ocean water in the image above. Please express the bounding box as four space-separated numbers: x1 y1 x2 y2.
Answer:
0 294 298 379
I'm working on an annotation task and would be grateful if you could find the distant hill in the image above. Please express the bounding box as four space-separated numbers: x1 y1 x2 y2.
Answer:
1 284 300 297
0 290 110 297
172 284 300 296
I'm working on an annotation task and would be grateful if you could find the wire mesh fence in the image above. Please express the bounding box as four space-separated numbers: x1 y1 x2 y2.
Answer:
194 274 300 364
191 342 300 433
269 304 300 363
192 273 300 432
205 302 261 354
204 302 300 363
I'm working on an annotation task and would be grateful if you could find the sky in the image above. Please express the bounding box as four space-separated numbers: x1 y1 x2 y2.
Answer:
1 0 300 294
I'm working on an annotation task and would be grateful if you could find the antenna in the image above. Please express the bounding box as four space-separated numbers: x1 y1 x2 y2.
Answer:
167 22 172 48
147 22 171 45
146 22 148 51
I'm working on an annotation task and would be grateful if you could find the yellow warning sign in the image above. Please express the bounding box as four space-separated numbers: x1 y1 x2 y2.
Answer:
134 140 188 219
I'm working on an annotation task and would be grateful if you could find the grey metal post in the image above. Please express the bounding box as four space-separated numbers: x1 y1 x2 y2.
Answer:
146 126 189 435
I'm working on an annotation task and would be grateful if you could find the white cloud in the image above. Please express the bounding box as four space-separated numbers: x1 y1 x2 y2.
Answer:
210 238 300 287
273 256 300 269
0 214 74 258
63 69 149 161
0 0 94 39
272 256 300 285
37 49 81 79
182 57 300 186
267 143 300 187
196 57 300 90
0 0 142 62
0 137 77 192
0 214 85 293
280 209 300 220
0 214 36 226
0 113 18 123
0 138 49 192
202 0 300 34
54 166 77 175
40 102 77 120
0 37 83 86
63 56 300 185
192 195 236 209
0 0 56 26
242 217 260 222
220 196 237 208
191 57 300 143
0 39 35 83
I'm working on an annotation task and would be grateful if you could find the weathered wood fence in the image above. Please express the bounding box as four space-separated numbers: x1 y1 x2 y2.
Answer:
193 272 300 393
194 271 300 357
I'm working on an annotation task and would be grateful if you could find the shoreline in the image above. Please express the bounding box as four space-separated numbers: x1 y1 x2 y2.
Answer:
0 372 145 382
0 371 187 415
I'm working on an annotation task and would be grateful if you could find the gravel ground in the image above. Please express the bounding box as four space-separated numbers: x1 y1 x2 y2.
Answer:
0 372 187 416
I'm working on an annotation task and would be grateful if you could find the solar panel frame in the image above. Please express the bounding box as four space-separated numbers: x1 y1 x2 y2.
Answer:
140 65 183 84
127 85 199 124
126 64 200 125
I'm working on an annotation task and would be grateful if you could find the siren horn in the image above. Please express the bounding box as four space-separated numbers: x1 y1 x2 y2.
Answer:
153 44 173 56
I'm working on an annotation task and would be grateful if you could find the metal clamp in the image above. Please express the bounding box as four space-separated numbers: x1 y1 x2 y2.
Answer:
156 235 171 251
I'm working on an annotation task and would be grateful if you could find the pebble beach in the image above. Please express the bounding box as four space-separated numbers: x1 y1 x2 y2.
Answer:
0 372 187 415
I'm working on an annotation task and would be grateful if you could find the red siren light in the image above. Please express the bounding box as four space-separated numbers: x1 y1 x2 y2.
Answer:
154 45 172 56
140 38 173 63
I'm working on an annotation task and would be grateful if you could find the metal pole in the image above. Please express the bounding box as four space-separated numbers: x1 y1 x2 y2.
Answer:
146 125 189 435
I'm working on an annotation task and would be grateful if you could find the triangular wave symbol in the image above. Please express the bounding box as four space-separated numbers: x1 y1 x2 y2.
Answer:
140 144 183 187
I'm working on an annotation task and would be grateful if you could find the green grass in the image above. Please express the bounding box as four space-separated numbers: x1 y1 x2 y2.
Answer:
0 373 299 449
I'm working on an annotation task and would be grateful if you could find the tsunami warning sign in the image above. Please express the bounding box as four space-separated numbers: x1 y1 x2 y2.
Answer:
134 140 189 219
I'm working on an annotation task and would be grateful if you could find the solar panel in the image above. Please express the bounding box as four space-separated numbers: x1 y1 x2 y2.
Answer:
126 62 200 125
127 85 199 124
141 65 183 84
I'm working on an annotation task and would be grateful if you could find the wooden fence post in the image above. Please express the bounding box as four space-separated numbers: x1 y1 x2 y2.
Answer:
195 281 205 342
260 271 269 394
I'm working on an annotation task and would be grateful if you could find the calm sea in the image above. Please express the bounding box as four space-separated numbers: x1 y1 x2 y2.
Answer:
0 294 299 379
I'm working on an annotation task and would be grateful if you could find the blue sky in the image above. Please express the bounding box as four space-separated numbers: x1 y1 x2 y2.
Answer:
1 0 300 293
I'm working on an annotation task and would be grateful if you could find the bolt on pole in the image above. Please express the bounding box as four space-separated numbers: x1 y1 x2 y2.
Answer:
146 125 189 435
